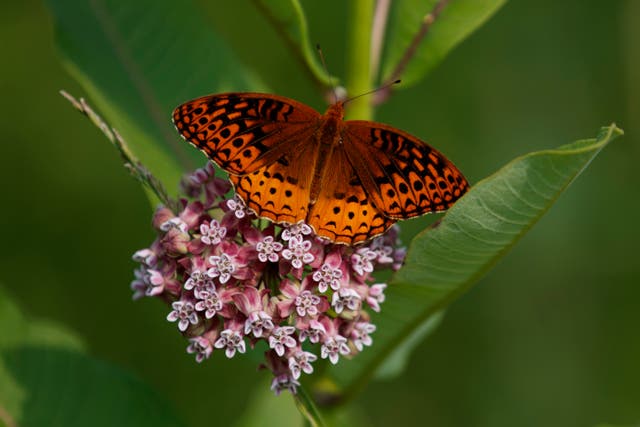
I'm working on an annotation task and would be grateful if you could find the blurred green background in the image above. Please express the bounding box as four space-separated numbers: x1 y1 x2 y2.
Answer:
1 0 638 426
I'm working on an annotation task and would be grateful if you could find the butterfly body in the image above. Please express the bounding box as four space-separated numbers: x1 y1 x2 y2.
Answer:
309 102 344 204
173 93 468 245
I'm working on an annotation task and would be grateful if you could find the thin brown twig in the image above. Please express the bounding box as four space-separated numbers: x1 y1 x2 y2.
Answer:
60 90 178 212
376 0 451 105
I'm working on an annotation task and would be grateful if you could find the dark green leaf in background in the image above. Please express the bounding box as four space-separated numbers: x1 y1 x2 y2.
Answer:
0 289 187 427
251 0 335 88
46 0 266 189
0 287 84 353
2 348 188 427
382 0 507 87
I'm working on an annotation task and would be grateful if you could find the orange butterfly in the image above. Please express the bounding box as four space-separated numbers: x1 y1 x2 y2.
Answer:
172 93 468 245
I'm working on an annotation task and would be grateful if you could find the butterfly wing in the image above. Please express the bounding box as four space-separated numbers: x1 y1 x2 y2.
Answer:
230 141 320 225
306 145 395 245
342 121 469 219
173 93 321 175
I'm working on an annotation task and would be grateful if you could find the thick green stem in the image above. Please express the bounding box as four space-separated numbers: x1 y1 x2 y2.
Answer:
345 0 374 120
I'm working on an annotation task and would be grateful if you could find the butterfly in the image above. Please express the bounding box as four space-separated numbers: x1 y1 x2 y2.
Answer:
172 93 469 245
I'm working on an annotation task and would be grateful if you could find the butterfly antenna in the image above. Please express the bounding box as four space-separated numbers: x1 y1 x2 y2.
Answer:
316 44 338 104
343 79 401 106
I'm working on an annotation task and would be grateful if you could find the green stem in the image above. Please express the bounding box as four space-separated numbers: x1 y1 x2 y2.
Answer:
345 0 374 120
294 386 327 427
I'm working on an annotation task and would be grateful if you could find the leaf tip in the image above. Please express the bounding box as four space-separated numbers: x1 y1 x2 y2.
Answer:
600 123 624 140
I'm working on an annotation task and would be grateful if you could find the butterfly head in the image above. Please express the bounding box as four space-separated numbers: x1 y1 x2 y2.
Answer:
324 101 345 121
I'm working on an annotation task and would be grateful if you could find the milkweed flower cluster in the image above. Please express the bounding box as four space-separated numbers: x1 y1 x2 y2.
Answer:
131 163 406 395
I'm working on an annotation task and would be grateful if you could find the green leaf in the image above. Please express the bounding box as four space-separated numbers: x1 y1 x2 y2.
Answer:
381 0 507 87
45 0 265 190
326 124 623 399
373 310 444 380
251 0 334 88
0 347 187 427
0 287 86 424
0 287 84 352
0 288 186 427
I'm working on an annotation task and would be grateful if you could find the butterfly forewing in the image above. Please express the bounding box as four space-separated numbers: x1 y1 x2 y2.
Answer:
173 93 321 175
343 121 469 219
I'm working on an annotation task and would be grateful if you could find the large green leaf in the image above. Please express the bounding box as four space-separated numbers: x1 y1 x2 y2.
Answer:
381 0 507 87
0 287 85 424
326 124 623 399
0 347 188 427
0 289 187 427
0 287 84 352
46 0 265 189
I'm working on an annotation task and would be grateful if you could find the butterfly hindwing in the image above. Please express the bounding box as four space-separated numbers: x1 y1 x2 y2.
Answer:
343 121 469 219
230 139 320 226
307 146 395 245
173 93 321 175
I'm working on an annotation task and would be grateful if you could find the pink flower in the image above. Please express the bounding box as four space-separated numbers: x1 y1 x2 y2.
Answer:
288 349 317 379
199 219 226 246
366 283 387 312
207 241 255 284
214 317 246 358
281 238 314 269
233 287 274 337
312 251 348 293
214 329 246 358
226 195 251 219
167 300 198 332
184 269 214 298
351 247 377 277
131 262 181 299
187 336 213 363
268 326 297 356
256 235 284 263
277 277 328 319
132 248 157 267
299 319 326 344
270 374 300 396
160 216 188 234
207 253 237 284
281 222 313 242
131 266 164 300
331 287 361 314
194 287 223 319
351 321 376 352
321 335 350 365
319 317 350 364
